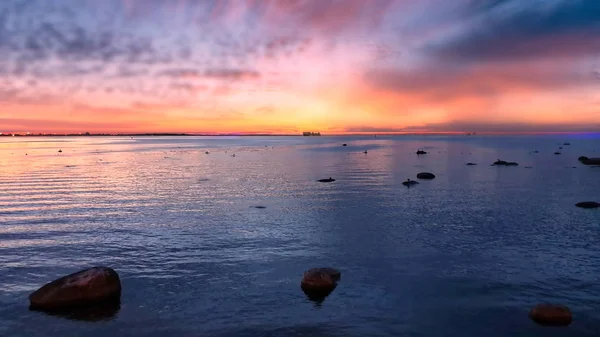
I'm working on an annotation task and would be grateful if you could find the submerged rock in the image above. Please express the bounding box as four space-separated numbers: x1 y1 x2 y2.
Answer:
402 179 419 187
317 177 336 183
301 268 340 302
575 201 600 209
416 172 436 180
29 267 121 311
564 142 571 146
529 304 572 326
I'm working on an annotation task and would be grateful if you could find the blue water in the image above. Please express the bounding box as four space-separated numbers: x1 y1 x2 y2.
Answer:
0 135 599 336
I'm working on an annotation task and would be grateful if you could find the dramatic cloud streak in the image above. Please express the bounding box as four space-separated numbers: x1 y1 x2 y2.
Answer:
0 0 598 133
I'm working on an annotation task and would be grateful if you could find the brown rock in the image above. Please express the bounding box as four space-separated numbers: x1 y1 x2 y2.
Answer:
529 304 572 326
300 268 341 298
29 267 121 311
315 267 341 282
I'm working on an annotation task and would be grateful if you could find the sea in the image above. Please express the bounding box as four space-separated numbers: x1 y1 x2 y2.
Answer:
0 134 599 337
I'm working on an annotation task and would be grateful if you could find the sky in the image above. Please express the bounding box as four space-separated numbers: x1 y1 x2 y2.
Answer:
1 0 599 134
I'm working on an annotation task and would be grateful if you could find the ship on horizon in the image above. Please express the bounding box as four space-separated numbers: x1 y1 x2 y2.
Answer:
302 132 321 136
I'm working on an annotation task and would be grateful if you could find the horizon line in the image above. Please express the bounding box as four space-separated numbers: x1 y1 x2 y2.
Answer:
1 131 599 137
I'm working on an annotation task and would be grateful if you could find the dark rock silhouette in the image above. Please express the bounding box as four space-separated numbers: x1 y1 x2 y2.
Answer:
363 150 368 154
529 304 572 326
564 142 570 145
58 150 62 153
580 157 600 165
493 159 508 165
416 172 436 180
301 268 341 303
317 177 335 183
505 162 519 166
554 152 561 155
252 206 267 209
29 267 121 311
559 147 563 150
578 156 589 162
466 163 477 166
532 150 539 153
416 150 427 155
575 201 600 209
205 151 209 154
342 144 347 147
525 166 533 168
402 179 419 187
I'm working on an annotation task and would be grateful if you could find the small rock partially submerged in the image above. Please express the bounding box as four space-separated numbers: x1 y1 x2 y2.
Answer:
402 179 419 187
416 172 435 180
575 201 600 209
301 267 341 302
554 152 561 155
416 150 427 155
580 157 600 165
493 160 518 166
342 144 347 147
578 156 589 162
252 206 267 209
317 177 336 183
466 163 477 166
529 304 572 326
564 142 571 146
29 267 121 311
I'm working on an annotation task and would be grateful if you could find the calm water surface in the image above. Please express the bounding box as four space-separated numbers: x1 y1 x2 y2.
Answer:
0 135 599 336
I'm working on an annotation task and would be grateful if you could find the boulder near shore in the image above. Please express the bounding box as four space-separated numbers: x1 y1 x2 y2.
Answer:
29 267 121 311
529 304 572 326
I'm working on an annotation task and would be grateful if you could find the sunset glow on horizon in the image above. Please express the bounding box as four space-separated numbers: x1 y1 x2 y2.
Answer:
1 0 599 134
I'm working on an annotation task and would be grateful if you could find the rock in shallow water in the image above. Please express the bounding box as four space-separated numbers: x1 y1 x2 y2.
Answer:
301 268 341 302
402 179 419 187
529 304 572 326
580 157 600 165
575 201 600 209
29 267 121 311
416 172 435 180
